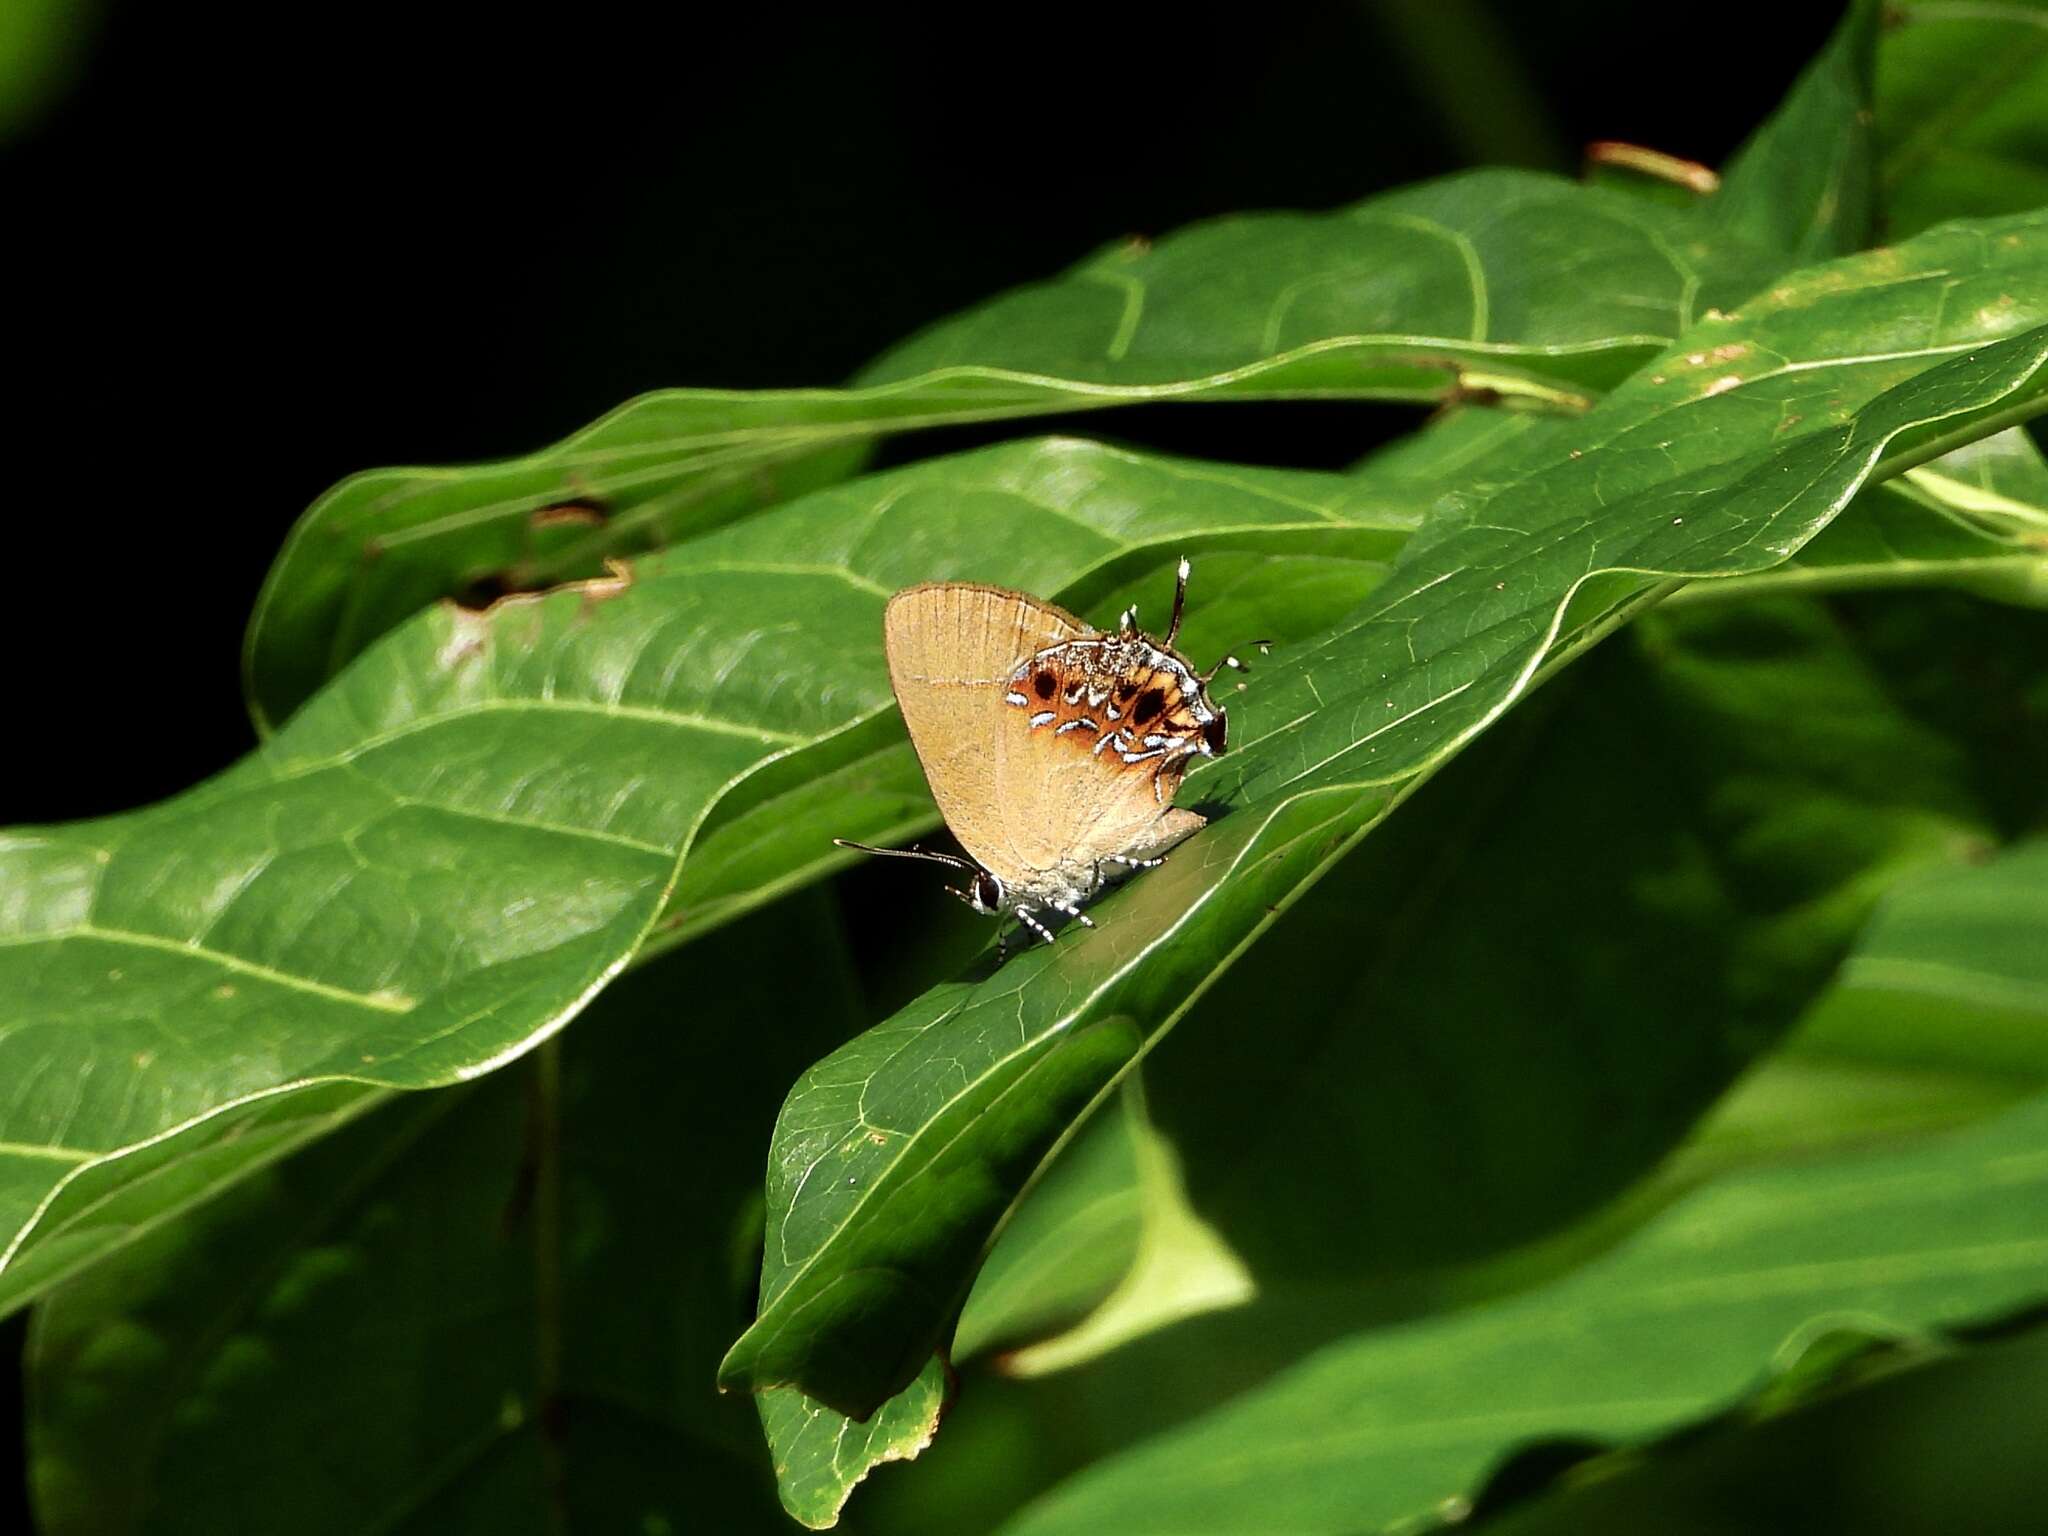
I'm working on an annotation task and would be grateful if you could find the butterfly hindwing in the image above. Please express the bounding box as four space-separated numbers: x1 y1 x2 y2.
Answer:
883 582 1085 881
993 639 1208 897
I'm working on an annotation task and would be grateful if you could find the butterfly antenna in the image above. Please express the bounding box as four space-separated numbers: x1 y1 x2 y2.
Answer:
1200 654 1244 683
1164 556 1192 647
1200 641 1269 684
833 838 974 872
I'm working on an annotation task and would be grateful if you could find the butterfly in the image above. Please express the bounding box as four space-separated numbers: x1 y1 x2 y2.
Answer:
839 558 1253 946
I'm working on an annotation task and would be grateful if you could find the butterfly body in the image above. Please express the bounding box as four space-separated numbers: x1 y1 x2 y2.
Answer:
845 559 1247 947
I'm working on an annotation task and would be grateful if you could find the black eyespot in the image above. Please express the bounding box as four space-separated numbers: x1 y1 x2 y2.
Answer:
974 873 1004 911
1133 687 1167 724
1033 671 1057 700
1202 712 1228 755
1116 678 1138 701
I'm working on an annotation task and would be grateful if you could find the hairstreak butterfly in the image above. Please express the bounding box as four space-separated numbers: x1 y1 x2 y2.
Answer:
838 558 1253 946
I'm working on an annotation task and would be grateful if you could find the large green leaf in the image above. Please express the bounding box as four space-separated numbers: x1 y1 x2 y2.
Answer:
1352 412 2048 619
24 896 859 1535
862 174 1764 396
1478 1329 2048 1536
242 167 1779 731
720 214 2048 1434
0 443 1410 1321
1879 0 2048 238
994 1080 2048 1536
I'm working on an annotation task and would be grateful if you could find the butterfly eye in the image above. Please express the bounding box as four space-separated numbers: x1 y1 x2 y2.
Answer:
973 872 1005 912
1201 713 1228 755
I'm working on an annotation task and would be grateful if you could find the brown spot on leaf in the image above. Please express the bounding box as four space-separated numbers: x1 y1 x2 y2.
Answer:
449 558 635 618
529 497 610 531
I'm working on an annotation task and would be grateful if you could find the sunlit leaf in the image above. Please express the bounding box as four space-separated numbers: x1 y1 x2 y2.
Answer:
968 1078 1251 1378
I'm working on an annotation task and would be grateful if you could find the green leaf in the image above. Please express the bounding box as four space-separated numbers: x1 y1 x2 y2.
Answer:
949 1088 1153 1363
242 421 870 736
951 592 2009 1410
758 1361 949 1531
1475 1330 2048 1536
1670 425 2048 608
244 166 1793 731
1155 597 1997 1282
758 1077 1256 1531
721 214 2048 1428
25 895 858 1535
1797 837 2048 1080
849 783 2048 1536
963 1077 1251 1377
1880 0 2048 238
993 1084 2048 1536
0 442 1409 1321
1708 0 1878 261
862 173 1765 396
1347 399 1551 483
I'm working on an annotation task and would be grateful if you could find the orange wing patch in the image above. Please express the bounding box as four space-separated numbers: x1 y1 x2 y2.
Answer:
1002 644 1210 803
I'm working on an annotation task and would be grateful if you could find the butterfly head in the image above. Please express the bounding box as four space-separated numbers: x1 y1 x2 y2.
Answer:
964 869 1006 914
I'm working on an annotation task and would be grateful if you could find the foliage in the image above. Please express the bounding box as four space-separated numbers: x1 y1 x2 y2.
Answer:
8 4 2048 1533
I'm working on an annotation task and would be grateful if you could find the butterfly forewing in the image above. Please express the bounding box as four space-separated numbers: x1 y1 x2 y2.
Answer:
882 582 1086 878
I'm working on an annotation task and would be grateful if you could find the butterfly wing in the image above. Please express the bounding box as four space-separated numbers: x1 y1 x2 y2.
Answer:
993 643 1207 899
883 582 1086 876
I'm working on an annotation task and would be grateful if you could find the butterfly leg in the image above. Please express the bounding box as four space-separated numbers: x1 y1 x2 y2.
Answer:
1012 906 1057 946
1103 852 1165 869
1046 899 1095 928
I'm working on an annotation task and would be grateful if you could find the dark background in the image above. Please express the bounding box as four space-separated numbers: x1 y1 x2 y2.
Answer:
5 0 1838 826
